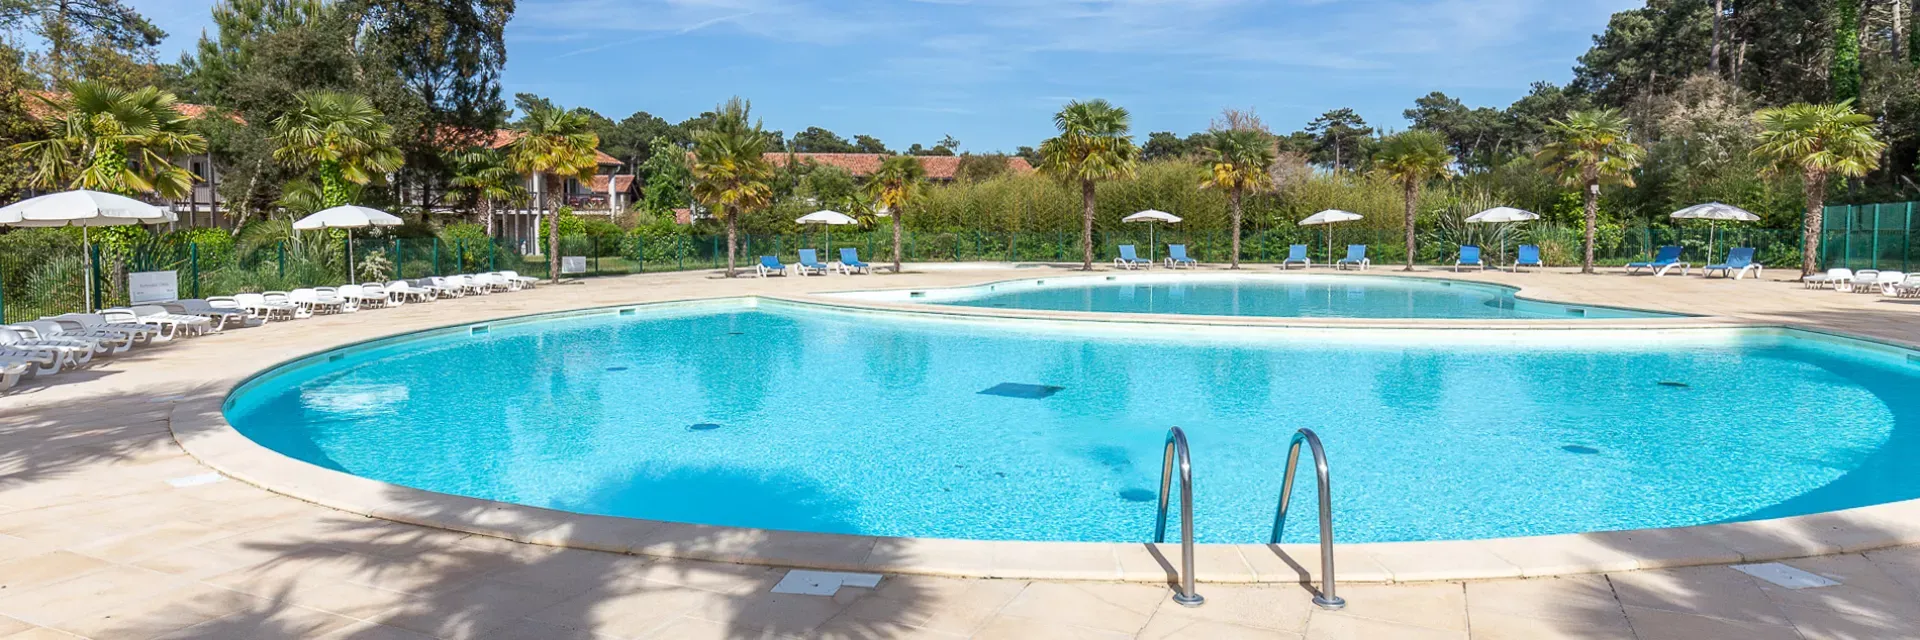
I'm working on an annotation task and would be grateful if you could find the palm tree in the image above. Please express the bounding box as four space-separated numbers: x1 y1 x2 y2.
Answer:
506 103 601 283
866 155 927 273
1200 128 1276 269
689 97 775 278
1038 99 1140 270
1753 102 1886 276
1373 130 1454 271
1536 109 1645 274
448 147 526 237
14 82 206 197
270 91 403 209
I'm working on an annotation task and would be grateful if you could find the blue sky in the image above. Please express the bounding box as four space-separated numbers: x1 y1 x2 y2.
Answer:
131 0 1639 152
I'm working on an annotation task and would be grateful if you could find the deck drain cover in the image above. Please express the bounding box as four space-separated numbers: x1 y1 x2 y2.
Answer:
979 383 1064 399
1658 381 1689 388
688 423 722 432
1560 445 1600 455
1734 563 1839 589
1119 488 1155 502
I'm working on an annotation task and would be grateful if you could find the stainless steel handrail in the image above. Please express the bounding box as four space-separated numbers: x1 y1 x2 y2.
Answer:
1154 427 1203 607
1271 428 1344 610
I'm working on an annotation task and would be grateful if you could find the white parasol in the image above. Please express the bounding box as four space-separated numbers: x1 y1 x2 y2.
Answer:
795 210 858 254
0 190 176 312
293 205 404 283
1122 209 1182 261
1670 202 1760 258
1299 209 1363 264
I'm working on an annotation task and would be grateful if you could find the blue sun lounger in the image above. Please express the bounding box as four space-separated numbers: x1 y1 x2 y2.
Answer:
1626 245 1688 276
1114 245 1151 270
755 255 788 277
1336 244 1370 270
1703 247 1761 280
1164 244 1197 269
1282 244 1310 270
837 248 871 274
1513 245 1543 271
796 249 828 276
1454 245 1484 271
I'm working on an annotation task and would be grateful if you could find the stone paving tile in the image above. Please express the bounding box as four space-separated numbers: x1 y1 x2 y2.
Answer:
1301 610 1468 640
996 582 1167 635
1609 564 1792 626
1620 605 1805 640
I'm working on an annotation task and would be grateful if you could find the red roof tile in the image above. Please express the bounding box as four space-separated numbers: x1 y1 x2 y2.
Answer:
486 129 623 166
764 153 1033 180
588 175 635 192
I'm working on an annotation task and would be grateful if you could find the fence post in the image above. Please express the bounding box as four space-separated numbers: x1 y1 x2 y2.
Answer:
277 241 286 280
457 240 466 274
432 238 441 276
489 239 497 272
391 238 400 279
1872 204 1883 270
677 235 685 271
592 236 601 275
190 242 201 299
90 244 102 311
1906 202 1915 273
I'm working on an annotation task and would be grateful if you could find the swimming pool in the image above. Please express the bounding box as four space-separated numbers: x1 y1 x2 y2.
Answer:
224 299 1920 544
827 273 1676 320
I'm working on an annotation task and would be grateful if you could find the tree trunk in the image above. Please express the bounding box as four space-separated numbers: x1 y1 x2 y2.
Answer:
1402 178 1417 271
1229 188 1244 269
725 208 739 278
546 200 560 284
1582 179 1600 274
1801 170 1827 277
1080 179 1096 271
1710 0 1724 75
892 206 904 273
479 198 494 237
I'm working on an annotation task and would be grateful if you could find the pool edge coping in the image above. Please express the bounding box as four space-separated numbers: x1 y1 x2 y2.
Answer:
168 291 1920 585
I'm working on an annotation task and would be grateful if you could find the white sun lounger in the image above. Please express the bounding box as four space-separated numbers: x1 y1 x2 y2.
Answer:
290 288 352 314
1868 271 1908 295
103 306 211 341
0 328 73 377
163 299 254 331
233 293 307 321
497 271 538 288
9 321 118 358
1803 268 1853 289
386 281 435 303
33 316 147 352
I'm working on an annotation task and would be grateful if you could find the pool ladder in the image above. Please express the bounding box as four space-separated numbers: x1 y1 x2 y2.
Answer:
1154 427 1344 610
1273 428 1344 610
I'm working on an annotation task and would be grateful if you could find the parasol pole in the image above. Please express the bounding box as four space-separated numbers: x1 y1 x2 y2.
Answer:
82 226 92 313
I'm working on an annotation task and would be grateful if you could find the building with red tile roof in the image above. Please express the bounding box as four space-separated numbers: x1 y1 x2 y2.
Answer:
764 153 1033 181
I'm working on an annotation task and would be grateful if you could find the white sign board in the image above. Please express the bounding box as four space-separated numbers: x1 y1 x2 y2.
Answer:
560 256 588 274
128 271 179 304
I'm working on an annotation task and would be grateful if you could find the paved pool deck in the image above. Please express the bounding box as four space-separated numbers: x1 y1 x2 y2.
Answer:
2 262 1919 639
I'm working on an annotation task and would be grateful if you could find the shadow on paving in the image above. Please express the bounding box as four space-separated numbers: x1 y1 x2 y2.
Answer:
157 481 938 638
94 390 942 640
0 380 218 490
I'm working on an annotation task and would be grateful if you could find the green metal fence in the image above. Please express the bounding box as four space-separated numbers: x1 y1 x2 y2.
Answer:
1821 201 1920 271
0 223 1812 323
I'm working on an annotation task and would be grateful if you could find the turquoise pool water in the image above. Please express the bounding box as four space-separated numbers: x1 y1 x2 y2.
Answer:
225 300 1920 544
829 274 1674 319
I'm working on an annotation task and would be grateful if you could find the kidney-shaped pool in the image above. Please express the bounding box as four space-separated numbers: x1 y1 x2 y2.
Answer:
224 299 1919 544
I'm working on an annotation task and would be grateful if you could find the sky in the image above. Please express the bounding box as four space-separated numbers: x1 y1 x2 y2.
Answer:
127 0 1641 153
